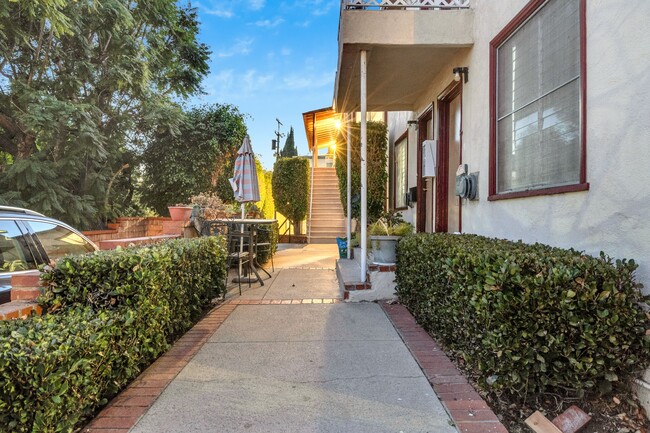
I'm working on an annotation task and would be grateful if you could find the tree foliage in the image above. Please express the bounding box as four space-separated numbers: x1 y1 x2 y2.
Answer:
335 121 387 223
141 104 248 215
0 0 210 228
280 126 298 157
272 157 309 233
255 158 274 220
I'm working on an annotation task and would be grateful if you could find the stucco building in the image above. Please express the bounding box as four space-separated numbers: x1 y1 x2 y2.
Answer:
333 0 650 408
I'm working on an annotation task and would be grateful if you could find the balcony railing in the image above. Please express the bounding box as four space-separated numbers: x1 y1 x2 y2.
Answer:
344 0 470 9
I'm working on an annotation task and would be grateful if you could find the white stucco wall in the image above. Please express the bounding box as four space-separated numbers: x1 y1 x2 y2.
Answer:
396 0 650 294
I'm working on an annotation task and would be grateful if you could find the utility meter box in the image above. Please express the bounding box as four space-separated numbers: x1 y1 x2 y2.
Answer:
422 139 437 178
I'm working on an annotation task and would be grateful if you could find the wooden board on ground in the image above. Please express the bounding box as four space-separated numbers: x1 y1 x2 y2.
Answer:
525 411 564 433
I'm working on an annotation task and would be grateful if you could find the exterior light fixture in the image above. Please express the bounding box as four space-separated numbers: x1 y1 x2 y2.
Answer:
453 66 469 83
335 119 342 129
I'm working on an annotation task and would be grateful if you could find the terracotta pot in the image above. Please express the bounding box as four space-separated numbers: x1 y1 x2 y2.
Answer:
168 206 193 221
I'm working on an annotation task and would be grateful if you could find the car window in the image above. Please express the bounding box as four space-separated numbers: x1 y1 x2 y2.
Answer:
0 220 37 273
28 221 95 261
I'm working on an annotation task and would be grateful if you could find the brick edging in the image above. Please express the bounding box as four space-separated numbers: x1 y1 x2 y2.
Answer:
82 302 237 433
227 298 342 305
381 303 508 433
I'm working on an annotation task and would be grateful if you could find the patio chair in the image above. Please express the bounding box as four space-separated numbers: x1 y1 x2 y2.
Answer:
225 225 254 296
254 224 275 274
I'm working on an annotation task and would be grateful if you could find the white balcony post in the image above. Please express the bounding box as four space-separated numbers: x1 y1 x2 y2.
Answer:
360 50 368 283
346 112 352 259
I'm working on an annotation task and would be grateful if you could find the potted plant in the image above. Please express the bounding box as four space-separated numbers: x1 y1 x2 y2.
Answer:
167 202 193 221
367 213 413 264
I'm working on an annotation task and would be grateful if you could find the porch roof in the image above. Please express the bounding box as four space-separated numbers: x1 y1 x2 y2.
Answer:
302 107 342 152
334 7 474 112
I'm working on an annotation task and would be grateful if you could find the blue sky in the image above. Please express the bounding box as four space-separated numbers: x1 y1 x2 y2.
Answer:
191 0 340 170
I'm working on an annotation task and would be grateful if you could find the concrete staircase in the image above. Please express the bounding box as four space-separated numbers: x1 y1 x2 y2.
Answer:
309 167 346 244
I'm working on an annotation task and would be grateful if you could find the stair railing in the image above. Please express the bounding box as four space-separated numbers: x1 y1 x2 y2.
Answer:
307 164 315 243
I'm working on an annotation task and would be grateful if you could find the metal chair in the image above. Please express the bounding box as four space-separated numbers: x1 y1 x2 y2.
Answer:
254 224 275 274
225 225 254 296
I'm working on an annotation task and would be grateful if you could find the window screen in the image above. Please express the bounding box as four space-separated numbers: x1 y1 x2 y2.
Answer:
394 136 408 208
496 0 581 193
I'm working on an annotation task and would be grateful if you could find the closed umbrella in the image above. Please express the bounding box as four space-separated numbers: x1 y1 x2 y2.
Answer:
230 135 260 207
229 135 260 277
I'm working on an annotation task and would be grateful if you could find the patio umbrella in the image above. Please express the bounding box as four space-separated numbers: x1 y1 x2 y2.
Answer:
229 134 260 212
229 135 260 275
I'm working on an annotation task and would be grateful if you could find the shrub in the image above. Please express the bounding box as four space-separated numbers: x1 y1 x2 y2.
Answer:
0 238 227 431
0 307 168 432
396 233 650 399
335 121 387 223
40 237 226 335
272 157 310 234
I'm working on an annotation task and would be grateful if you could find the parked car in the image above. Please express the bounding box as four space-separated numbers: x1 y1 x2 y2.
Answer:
0 206 98 304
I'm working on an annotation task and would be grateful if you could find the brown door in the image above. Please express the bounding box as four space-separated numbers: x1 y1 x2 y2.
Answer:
436 82 462 233
416 108 433 233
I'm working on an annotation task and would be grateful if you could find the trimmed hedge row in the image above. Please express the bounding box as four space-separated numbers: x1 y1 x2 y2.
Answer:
396 233 650 398
0 237 227 431
40 237 226 332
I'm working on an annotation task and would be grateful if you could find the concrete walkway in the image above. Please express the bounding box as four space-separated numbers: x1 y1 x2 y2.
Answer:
86 244 504 433
129 244 456 433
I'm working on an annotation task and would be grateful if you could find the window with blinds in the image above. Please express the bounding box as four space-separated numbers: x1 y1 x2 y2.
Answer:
394 136 408 209
496 0 581 194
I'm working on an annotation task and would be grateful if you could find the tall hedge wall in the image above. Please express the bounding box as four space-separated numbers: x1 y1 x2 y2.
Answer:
396 233 650 399
335 121 387 223
272 157 310 233
0 237 227 431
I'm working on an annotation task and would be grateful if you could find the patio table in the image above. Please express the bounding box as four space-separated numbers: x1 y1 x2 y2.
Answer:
206 218 277 285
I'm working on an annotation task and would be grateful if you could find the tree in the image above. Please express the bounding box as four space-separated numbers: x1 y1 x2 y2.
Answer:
272 157 310 234
335 121 387 224
141 104 248 215
0 1 210 228
255 159 274 220
280 127 298 157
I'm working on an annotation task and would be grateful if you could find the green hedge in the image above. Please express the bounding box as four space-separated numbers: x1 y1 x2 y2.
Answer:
396 233 650 398
272 157 310 231
40 237 226 333
0 307 166 431
0 237 227 431
335 121 387 222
